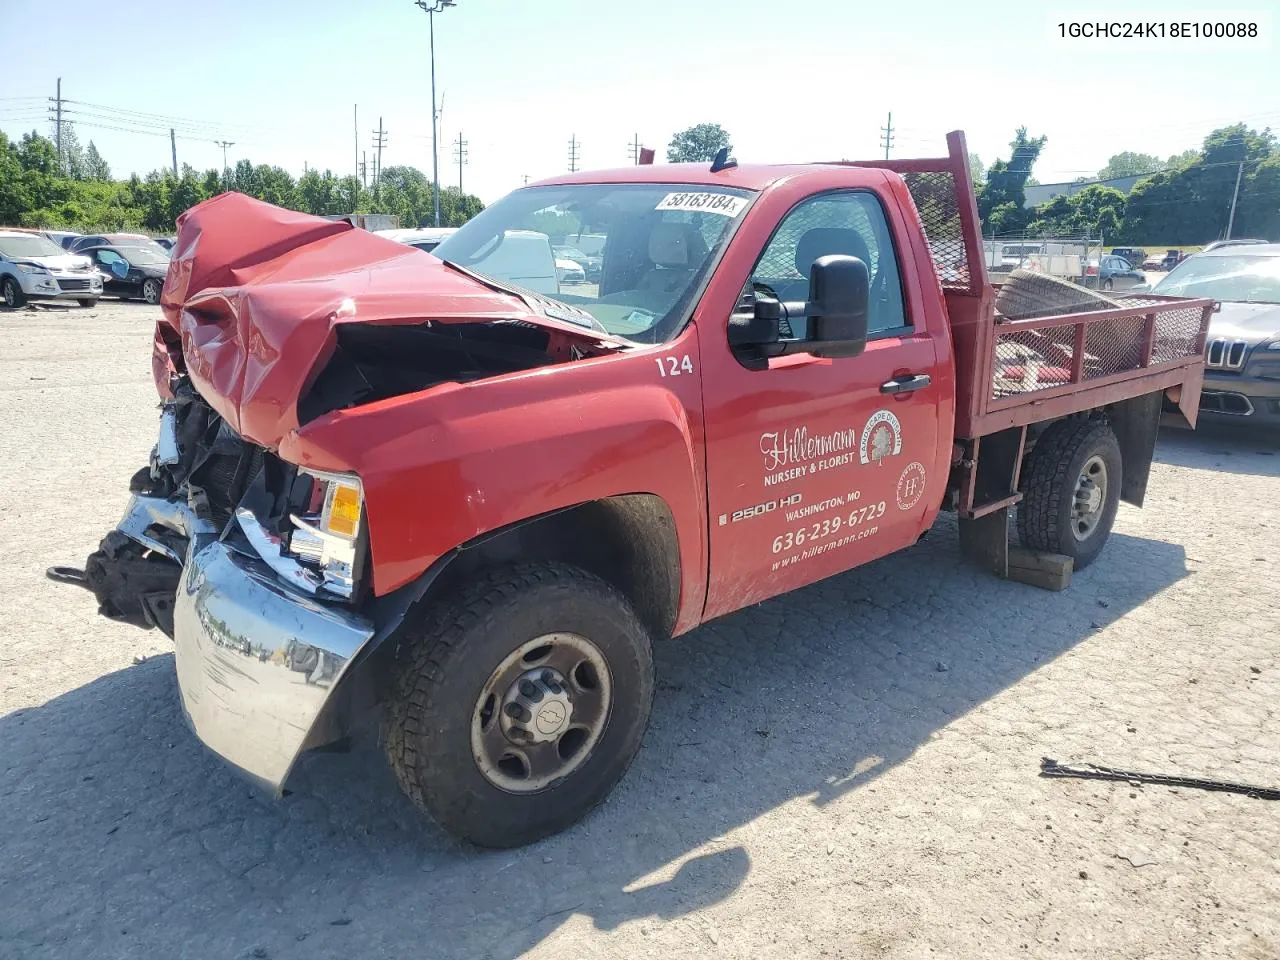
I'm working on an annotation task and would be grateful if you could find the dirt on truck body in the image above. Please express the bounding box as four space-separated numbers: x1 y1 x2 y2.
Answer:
56 131 1213 849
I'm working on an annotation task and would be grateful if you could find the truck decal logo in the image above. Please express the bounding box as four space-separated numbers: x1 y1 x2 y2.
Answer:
655 192 747 216
859 410 902 465
896 461 927 511
760 426 859 486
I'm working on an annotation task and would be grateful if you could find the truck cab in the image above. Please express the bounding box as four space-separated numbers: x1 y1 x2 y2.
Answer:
59 134 1212 849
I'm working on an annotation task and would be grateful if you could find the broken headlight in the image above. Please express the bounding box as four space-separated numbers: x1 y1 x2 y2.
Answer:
287 468 364 599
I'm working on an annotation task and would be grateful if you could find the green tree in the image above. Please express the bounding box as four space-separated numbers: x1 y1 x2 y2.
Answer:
56 121 87 180
1164 149 1199 171
977 127 1046 235
666 123 732 163
1235 156 1280 240
0 131 484 234
84 141 112 181
1122 124 1277 244
968 152 986 187
1096 151 1163 180
1028 185 1126 238
0 133 31 224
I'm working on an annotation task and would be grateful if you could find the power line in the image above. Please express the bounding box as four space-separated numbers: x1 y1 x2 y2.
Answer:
568 134 580 173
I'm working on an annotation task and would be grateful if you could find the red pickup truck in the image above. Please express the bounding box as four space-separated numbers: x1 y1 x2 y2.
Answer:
61 132 1212 848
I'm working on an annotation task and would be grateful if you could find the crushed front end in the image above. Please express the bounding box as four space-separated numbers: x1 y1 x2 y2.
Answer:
65 379 376 790
56 191 624 792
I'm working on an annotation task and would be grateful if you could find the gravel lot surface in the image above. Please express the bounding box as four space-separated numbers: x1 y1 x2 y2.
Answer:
1 300 1278 960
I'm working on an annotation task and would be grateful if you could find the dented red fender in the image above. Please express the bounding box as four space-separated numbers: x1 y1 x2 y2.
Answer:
156 194 708 627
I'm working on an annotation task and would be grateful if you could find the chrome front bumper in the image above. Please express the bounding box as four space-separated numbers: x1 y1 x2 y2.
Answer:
113 494 375 791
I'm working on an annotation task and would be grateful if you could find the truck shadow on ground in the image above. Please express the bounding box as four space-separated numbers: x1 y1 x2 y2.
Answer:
0 519 1188 960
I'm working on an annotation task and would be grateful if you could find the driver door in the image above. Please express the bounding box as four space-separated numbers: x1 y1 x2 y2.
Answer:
700 184 949 619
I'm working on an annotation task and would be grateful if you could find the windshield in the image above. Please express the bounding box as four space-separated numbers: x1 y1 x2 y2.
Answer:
433 183 753 342
1154 254 1280 304
0 235 66 259
118 246 170 266
554 246 590 260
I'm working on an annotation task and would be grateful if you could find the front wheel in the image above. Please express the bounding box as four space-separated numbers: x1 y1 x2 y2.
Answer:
77 299 98 308
141 279 162 305
383 563 654 848
2 276 26 309
1017 418 1122 570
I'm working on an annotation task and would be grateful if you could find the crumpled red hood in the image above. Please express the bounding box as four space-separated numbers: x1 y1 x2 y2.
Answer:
155 192 618 449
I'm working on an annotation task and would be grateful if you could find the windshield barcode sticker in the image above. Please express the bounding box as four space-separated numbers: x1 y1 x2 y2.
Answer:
655 192 747 216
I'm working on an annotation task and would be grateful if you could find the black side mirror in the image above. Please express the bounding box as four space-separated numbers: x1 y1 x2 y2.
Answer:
806 254 869 359
728 254 870 366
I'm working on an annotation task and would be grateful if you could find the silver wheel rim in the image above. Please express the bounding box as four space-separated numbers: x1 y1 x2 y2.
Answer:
470 633 612 794
144 280 161 304
1072 454 1108 541
3 281 15 307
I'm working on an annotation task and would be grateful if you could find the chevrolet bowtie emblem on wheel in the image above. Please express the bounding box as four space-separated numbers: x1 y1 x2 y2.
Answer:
536 702 566 735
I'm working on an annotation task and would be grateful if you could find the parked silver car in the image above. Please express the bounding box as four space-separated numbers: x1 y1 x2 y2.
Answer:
0 230 103 308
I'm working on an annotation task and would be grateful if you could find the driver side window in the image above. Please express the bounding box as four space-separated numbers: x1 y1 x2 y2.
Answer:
751 191 908 336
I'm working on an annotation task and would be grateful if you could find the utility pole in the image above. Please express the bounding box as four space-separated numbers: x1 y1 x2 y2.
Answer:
568 134 580 173
360 151 368 189
1225 159 1245 240
353 104 359 183
627 132 641 164
372 118 387 196
522 174 530 185
52 78 63 171
453 132 468 194
170 129 178 176
214 140 235 182
880 111 894 160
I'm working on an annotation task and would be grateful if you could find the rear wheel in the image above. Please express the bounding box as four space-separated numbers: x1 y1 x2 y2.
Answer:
2 276 25 308
383 563 654 848
1017 418 1122 570
1102 278 1114 291
141 279 162 305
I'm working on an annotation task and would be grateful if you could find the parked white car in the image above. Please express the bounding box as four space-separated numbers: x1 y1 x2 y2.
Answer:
555 257 586 284
374 227 458 254
0 230 104 308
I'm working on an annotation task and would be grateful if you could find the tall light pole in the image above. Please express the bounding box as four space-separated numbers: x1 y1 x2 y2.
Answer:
413 0 456 227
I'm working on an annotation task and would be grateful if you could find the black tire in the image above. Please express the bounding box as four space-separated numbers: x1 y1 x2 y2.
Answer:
995 269 1120 321
77 298 98 308
1102 278 1114 291
141 279 162 305
383 562 654 848
2 276 26 309
1017 418 1122 570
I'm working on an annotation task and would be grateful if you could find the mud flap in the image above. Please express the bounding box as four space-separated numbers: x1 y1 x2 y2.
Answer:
958 507 1009 579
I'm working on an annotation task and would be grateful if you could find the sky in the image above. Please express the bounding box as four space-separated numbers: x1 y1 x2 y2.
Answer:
2 0 1278 205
